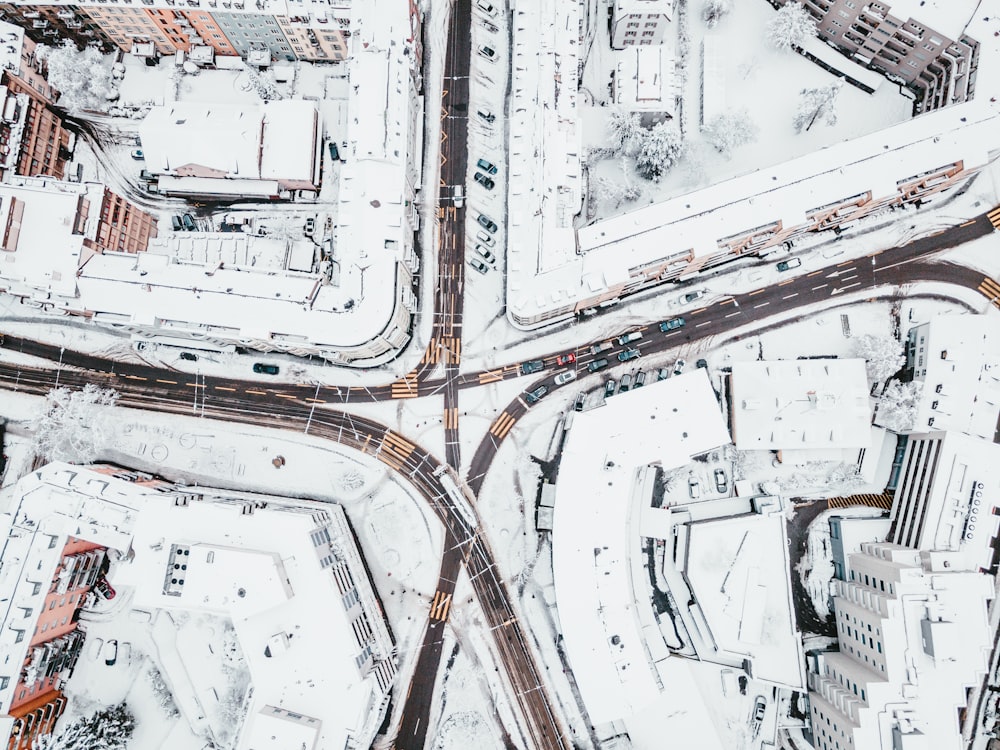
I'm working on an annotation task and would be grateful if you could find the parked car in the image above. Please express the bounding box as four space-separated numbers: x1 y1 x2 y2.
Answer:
88 637 105 661
478 45 496 61
777 257 802 272
477 109 496 124
617 331 643 345
554 370 577 386
617 348 640 362
682 289 706 304
590 341 613 355
304 217 316 236
130 149 144 160
604 379 617 398
477 214 498 232
673 358 687 376
473 171 495 190
253 363 279 375
714 468 728 493
587 358 609 373
657 368 670 381
555 352 576 366
520 360 544 375
94 577 116 600
751 696 766 736
633 371 647 389
696 358 708 369
475 244 495 263
104 639 119 666
525 385 548 404
171 215 183 231
619 373 632 392
328 142 340 161
469 257 490 274
688 477 701 499
182 213 196 231
482 19 499 33
476 0 498 16
659 317 685 332
179 352 198 362
476 230 496 247
477 158 498 175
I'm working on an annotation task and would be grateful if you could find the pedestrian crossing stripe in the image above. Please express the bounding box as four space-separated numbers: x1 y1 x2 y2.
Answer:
443 407 459 430
828 493 893 510
490 412 516 439
979 278 1000 309
987 206 1000 229
430 590 452 622
377 431 415 470
478 369 504 384
391 374 419 399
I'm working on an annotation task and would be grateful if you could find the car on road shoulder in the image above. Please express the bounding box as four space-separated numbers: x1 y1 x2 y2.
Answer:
659 317 685 332
182 213 196 231
477 45 496 61
682 289 706 304
525 385 547 404
617 348 640 362
688 477 701 499
473 171 495 190
469 257 489 274
604 379 617 398
130 149 144 160
477 214 498 232
554 370 577 386
477 158 498 175
253 363 279 375
673 358 686 376
587 358 608 373
555 352 576 366
714 468 728 493
475 244 495 263
520 360 544 375
476 230 495 247
776 257 802 272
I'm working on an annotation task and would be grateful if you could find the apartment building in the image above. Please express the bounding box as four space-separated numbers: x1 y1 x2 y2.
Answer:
0 5 115 52
92 186 158 253
212 12 295 60
610 0 675 50
808 542 991 750
784 0 979 111
888 431 1000 572
901 314 1000 440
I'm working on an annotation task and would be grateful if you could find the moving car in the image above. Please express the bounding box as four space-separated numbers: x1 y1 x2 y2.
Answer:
453 184 465 208
477 158 498 175
525 385 547 404
554 370 577 386
587 358 608 373
182 213 196 231
253 363 279 375
682 289 706 304
590 341 613 355
130 149 144 160
473 171 495 190
617 331 643 345
475 244 496 263
714 468 728 493
469 257 489 274
477 214 498 232
776 257 802 272
659 317 685 332
520 360 544 375
555 352 576 366
617 348 640 362
478 45 496 61
476 230 495 247
673 358 687 375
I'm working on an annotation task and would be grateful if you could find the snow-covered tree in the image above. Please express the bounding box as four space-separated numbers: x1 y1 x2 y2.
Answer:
853 333 905 383
244 66 282 101
766 1 818 52
592 174 642 208
702 0 733 28
793 80 842 132
634 122 684 182
703 110 759 157
30 384 119 463
34 702 135 750
35 41 116 112
875 380 922 433
606 108 642 156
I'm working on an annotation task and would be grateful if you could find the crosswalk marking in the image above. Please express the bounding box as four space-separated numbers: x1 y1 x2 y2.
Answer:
987 205 1000 230
430 590 453 622
490 412 516 439
377 431 415 470
443 407 459 430
479 369 504 384
828 493 893 510
978 278 1000 309
391 374 419 399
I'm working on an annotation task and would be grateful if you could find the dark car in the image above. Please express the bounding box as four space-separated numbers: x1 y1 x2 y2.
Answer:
657 368 670 381
604 379 617 398
473 172 495 190
659 317 685 332
697 358 708 369
477 214 498 233
573 392 586 412
525 385 547 404
253 363 279 375
520 360 544 375
619 373 632 392
171 215 183 231
556 352 576 366
587 358 609 373
776 257 802 272
182 213 196 231
328 142 340 161
634 371 646 389
617 348 640 362
477 158 498 175
104 639 119 666
179 352 198 362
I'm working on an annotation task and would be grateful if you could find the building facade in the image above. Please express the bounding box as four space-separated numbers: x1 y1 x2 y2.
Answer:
0 73 72 180
610 0 675 49
783 0 979 112
808 543 992 750
91 186 158 254
211 12 295 61
0 5 115 52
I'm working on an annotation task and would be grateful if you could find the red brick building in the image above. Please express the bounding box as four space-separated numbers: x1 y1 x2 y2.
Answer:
89 186 158 254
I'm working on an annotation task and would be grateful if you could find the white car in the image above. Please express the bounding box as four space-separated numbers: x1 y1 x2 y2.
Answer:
478 45 497 62
476 230 495 247
554 370 577 386
475 244 495 264
476 0 498 16
688 477 701 499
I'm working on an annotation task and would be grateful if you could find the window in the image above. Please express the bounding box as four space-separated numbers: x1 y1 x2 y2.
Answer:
13 630 24 643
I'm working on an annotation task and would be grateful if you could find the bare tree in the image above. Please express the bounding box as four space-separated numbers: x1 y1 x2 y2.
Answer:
30 384 119 463
702 0 733 28
793 80 843 132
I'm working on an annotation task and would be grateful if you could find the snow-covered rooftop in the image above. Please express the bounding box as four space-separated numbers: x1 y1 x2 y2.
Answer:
0 22 23 75
614 46 675 115
884 0 979 42
729 359 872 451
552 371 730 724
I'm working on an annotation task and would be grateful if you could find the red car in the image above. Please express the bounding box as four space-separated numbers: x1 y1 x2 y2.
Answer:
555 353 576 366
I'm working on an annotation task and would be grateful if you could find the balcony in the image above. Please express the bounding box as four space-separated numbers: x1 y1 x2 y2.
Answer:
31 19 49 28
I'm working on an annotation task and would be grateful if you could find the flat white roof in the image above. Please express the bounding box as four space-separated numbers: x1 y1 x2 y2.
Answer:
552 371 730 723
615 46 675 112
730 359 872 450
886 0 978 41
